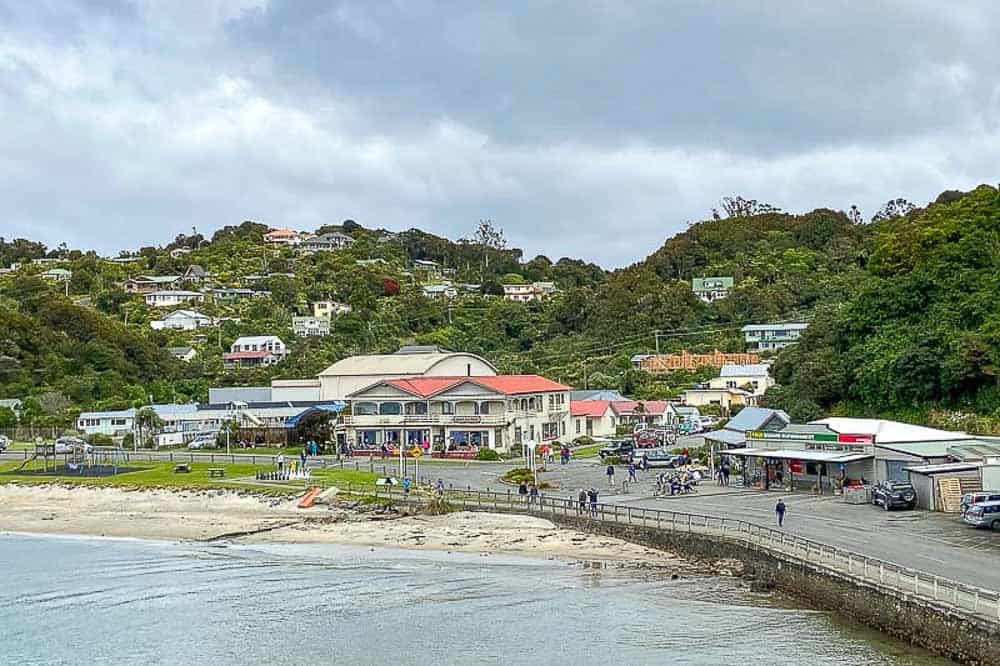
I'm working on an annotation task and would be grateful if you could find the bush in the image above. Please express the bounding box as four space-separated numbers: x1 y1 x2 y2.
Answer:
475 448 501 461
86 433 114 446
603 455 621 466
572 435 595 447
121 433 135 448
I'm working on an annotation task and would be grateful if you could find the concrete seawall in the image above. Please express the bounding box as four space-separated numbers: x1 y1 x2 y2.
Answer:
546 512 1000 665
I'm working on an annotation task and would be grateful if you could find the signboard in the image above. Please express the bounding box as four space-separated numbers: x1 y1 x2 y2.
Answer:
746 430 875 445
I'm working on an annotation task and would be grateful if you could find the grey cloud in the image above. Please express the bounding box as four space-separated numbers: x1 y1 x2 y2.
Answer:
1 1 1000 267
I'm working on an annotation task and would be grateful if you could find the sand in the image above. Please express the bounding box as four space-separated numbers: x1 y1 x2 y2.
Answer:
0 484 701 569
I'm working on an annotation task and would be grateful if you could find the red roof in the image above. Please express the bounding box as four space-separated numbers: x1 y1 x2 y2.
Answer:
611 400 671 416
383 375 569 398
570 400 612 417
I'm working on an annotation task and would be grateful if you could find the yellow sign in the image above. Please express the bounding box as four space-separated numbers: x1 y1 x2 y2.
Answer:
411 447 422 458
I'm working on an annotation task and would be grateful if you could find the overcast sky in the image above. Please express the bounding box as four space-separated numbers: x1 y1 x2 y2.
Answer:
3 1 1000 266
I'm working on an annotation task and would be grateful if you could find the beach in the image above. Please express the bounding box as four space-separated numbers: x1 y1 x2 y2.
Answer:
0 483 706 569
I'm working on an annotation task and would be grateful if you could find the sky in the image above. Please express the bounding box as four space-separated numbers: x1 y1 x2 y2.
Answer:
2 1 1000 267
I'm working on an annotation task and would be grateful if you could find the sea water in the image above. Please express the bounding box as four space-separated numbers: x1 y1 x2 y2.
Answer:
0 534 945 665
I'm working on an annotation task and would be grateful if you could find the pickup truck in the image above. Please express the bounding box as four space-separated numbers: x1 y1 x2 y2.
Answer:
598 440 635 462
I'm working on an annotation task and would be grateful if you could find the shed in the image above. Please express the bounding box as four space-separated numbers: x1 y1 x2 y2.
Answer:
904 462 982 511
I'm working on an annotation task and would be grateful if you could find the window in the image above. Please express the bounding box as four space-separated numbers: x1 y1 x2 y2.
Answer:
529 425 535 440
576 420 581 434
441 402 454 415
480 402 490 415
542 422 558 440
354 402 378 416
379 402 402 415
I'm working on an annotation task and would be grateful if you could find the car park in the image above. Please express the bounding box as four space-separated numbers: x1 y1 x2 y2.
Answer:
960 491 1000 516
962 500 1000 530
870 480 917 511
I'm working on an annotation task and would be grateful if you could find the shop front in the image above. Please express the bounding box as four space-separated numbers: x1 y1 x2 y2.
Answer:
731 448 873 495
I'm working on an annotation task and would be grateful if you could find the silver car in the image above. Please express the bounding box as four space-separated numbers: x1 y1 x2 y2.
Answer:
962 500 1000 529
0 434 10 451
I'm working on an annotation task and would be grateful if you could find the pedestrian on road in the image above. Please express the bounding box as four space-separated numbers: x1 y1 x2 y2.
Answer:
577 488 587 514
518 481 529 503
628 462 637 483
775 498 787 527
435 478 445 497
588 488 598 517
300 447 307 468
606 464 615 487
529 483 539 506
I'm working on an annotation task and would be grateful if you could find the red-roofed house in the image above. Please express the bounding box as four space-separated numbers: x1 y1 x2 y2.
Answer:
340 374 571 453
569 400 617 439
610 400 679 430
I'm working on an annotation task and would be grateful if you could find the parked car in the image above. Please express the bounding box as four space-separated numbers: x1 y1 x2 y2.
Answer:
636 448 686 469
960 491 1000 516
598 440 635 462
0 434 9 451
54 437 93 455
698 416 716 430
962 500 1000 529
187 433 218 450
870 480 917 511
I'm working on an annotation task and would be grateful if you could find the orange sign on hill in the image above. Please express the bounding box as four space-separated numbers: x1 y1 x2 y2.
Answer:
639 349 760 372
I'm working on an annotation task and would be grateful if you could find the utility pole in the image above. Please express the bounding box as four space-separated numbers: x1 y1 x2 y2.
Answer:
654 330 661 354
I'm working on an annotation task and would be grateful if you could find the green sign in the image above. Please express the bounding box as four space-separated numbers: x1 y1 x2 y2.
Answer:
746 430 837 442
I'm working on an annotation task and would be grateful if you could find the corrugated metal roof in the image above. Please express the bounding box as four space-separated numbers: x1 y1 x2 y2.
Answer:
570 400 612 417
725 407 790 432
720 364 771 377
904 462 981 475
727 448 872 463
319 351 496 377
810 417 967 443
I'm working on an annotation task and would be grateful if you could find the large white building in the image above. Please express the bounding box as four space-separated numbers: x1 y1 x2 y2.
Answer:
317 347 497 401
339 374 570 452
742 323 809 352
708 363 774 396
144 290 205 308
223 336 288 369
292 316 330 337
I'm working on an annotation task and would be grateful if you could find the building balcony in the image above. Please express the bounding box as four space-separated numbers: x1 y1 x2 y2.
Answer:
341 414 508 427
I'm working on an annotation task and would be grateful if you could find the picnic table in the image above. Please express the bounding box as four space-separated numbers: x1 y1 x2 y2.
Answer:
208 468 225 478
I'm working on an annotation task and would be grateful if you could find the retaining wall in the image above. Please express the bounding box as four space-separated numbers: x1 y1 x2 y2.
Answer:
546 513 1000 665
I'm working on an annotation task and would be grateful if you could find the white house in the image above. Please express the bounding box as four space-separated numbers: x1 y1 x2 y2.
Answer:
125 275 183 294
692 277 734 303
167 346 198 362
144 290 205 308
223 335 288 369
292 316 331 337
681 387 756 415
41 268 72 282
263 228 302 245
312 300 352 318
150 310 214 331
317 347 497 401
422 284 458 299
297 232 354 252
742 323 809 352
570 400 618 439
502 282 557 302
708 364 774 396
339 374 570 453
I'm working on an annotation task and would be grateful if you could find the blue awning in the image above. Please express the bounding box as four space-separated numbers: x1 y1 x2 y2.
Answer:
286 402 347 427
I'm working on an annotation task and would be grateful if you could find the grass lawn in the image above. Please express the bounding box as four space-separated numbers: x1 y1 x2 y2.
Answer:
0 460 378 495
572 444 603 459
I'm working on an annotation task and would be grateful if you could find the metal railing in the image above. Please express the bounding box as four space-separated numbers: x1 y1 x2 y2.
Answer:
380 486 1000 623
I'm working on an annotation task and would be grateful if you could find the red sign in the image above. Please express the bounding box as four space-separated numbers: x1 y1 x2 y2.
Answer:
837 433 874 445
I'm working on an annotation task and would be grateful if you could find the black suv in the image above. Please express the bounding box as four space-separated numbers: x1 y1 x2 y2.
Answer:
871 481 917 511
599 440 635 462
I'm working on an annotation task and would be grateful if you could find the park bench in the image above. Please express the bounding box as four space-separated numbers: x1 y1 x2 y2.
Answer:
208 468 225 478
173 464 191 474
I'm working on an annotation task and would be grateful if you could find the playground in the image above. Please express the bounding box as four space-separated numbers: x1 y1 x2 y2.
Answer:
3 443 142 478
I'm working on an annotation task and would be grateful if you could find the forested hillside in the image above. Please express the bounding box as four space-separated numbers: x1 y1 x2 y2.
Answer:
2 186 996 431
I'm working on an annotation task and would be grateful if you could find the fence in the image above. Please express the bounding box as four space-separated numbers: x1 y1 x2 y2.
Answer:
379 486 1000 623
0 426 65 441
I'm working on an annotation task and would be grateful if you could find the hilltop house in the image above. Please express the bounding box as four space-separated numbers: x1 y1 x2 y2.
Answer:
264 228 302 245
144 290 205 308
413 259 442 278
125 275 183 294
742 323 809 352
222 335 288 369
422 283 458 299
339 374 570 453
167 346 198 362
692 277 734 303
502 282 557 302
681 387 755 415
313 300 352 318
292 316 330 337
41 268 72 282
183 265 209 283
297 232 354 252
708 363 774 396
150 310 214 331
317 347 497 401
206 287 271 302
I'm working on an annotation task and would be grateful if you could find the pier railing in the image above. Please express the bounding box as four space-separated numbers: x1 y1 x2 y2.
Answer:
381 486 1000 623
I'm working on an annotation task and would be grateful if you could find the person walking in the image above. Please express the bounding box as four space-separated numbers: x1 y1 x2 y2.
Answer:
606 464 615 488
775 498 787 527
577 488 587 515
587 488 599 517
402 476 412 498
300 447 307 469
528 483 539 507
518 481 529 503
276 452 285 473
628 462 637 483
435 478 445 497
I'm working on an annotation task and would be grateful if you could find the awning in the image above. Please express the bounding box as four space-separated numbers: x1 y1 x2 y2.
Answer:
725 448 873 463
903 462 981 475
285 402 347 427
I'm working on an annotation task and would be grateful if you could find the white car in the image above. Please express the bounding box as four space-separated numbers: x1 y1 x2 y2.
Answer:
187 434 218 450
54 437 93 454
0 435 10 451
698 416 717 430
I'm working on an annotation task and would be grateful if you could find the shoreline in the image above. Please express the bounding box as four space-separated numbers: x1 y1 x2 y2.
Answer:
0 483 726 573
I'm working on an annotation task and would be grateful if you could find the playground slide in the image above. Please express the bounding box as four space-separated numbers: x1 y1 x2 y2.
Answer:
297 486 323 509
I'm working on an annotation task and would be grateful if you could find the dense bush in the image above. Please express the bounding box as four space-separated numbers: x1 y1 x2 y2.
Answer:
474 448 501 461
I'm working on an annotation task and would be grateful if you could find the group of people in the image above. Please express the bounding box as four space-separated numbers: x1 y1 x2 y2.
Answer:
715 459 733 486
517 481 540 505
577 488 600 517
653 469 701 496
